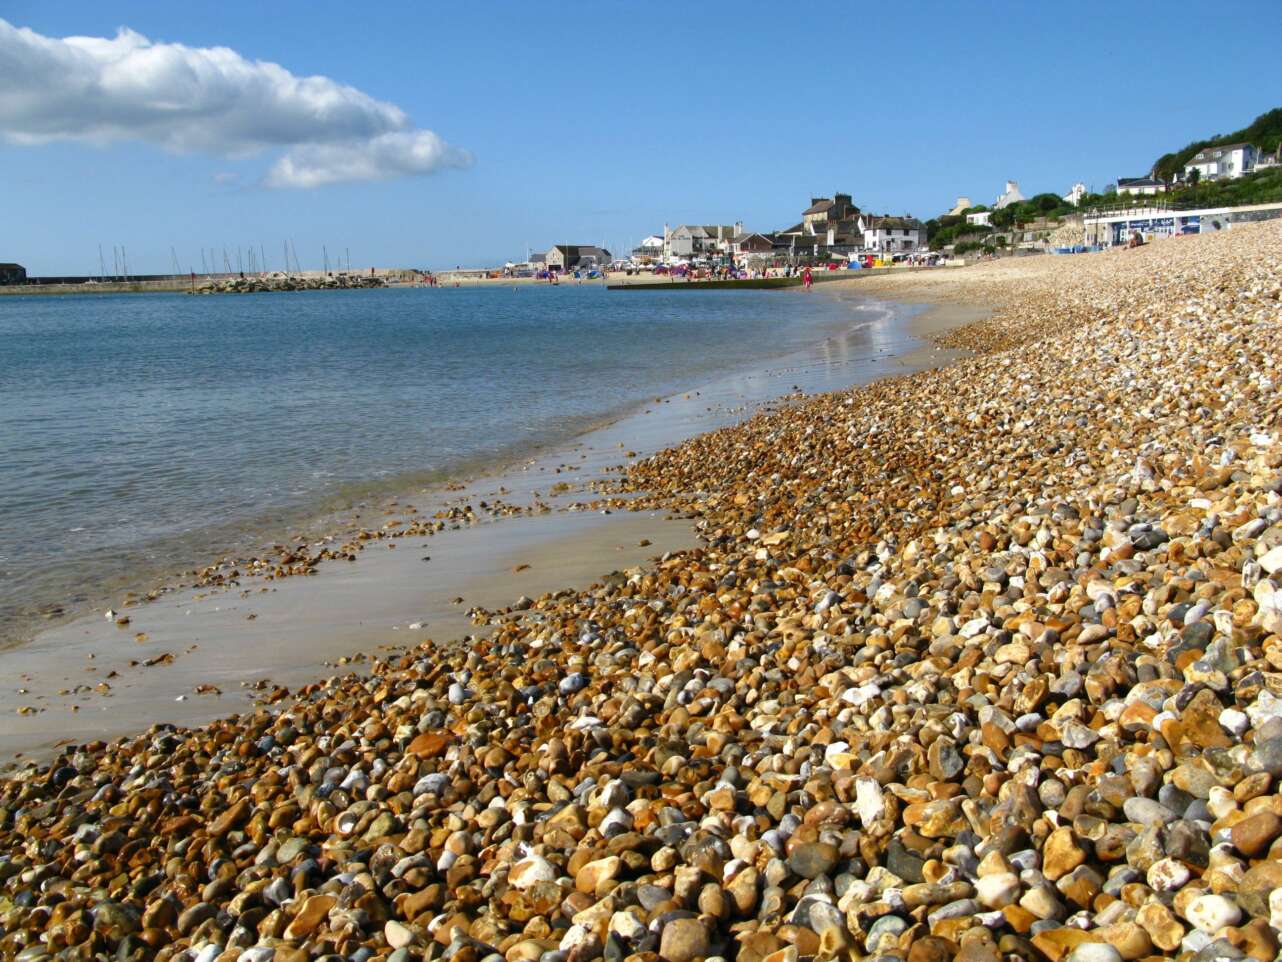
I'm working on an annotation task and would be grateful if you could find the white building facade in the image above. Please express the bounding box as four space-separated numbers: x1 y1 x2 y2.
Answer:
994 180 1025 209
1185 143 1257 181
859 215 925 252
662 224 742 261
1082 200 1282 247
1116 177 1165 197
631 235 664 263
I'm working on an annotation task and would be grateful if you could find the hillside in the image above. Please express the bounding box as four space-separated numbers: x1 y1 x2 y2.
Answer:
1153 107 1282 181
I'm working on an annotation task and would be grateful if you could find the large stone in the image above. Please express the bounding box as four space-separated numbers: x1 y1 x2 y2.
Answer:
1237 861 1282 918
1182 689 1233 750
788 841 839 879
907 935 956 962
1043 826 1085 881
208 797 252 837
576 855 621 894
385 920 418 949
407 730 455 758
1187 894 1242 934
727 866 759 915
904 799 966 838
510 855 559 889
1065 944 1121 962
92 902 141 940
1136 902 1184 951
927 738 964 780
177 902 218 936
1231 812 1282 859
283 893 336 940
886 837 926 883
1122 797 1175 827
659 919 709 962
976 872 1021 909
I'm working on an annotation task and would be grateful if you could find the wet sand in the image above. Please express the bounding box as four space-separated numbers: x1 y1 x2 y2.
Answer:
1 291 984 762
0 509 692 759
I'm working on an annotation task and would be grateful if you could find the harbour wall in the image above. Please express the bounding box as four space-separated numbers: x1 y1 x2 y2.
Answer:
0 269 421 297
0 278 195 296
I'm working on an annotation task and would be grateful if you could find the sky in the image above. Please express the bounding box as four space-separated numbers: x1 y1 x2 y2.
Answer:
2 1 1280 275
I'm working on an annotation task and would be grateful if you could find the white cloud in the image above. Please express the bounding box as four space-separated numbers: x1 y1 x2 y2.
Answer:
265 130 470 188
0 18 470 187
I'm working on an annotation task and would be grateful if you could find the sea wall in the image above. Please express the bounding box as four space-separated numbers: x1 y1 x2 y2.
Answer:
0 278 195 296
0 269 422 296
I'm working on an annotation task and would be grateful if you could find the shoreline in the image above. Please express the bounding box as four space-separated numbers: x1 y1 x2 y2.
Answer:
0 262 968 296
4 224 1279 960
0 285 862 653
0 290 982 762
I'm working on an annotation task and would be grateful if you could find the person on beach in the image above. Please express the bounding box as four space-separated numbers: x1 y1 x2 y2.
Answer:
802 267 813 290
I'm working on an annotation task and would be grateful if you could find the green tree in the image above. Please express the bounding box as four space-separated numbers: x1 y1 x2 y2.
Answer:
1152 107 1282 180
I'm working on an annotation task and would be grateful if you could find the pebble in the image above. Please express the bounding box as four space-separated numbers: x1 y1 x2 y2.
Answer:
1231 812 1282 858
1065 944 1123 962
1187 894 1243 934
787 841 839 879
2 223 1282 962
659 919 709 962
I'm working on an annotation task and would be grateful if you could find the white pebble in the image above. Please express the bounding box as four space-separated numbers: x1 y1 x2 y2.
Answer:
1218 707 1249 736
1065 944 1122 962
1186 893 1241 934
1146 857 1189 892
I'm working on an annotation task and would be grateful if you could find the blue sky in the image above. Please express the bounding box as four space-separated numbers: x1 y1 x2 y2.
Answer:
2 1 1279 275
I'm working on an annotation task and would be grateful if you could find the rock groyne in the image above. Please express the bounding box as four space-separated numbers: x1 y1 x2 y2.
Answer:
194 274 389 294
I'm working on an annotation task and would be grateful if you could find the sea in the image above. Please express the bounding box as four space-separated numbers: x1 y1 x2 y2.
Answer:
0 284 901 647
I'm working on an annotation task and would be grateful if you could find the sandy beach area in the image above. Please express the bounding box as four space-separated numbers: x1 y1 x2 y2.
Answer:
2 223 1280 962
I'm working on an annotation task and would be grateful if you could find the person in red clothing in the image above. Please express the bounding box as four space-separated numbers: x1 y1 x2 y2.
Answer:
802 266 813 290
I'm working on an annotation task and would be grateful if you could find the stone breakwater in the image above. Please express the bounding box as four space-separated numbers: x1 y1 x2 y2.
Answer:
194 276 388 295
2 223 1282 962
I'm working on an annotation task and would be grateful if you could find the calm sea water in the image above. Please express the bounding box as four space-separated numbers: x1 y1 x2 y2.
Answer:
0 285 861 643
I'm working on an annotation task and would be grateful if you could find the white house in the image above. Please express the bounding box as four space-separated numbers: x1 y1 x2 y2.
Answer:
859 215 925 253
965 210 992 227
1063 182 1087 206
1116 176 1166 197
663 223 741 261
994 180 1025 209
1185 143 1256 182
631 235 664 263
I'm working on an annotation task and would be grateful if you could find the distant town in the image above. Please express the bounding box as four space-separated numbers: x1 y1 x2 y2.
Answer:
490 108 1282 281
4 108 1280 291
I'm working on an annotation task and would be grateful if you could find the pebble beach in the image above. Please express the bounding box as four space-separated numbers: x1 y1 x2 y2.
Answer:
2 220 1282 962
